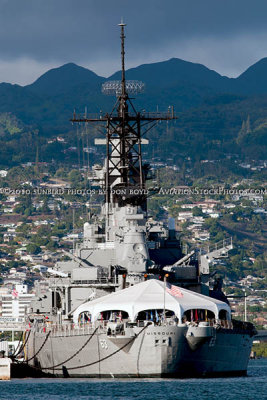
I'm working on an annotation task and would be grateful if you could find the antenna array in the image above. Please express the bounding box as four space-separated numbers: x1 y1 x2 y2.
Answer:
102 80 145 96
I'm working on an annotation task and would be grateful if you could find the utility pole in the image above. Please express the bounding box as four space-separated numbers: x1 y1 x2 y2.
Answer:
72 208 75 253
244 289 247 322
163 274 169 322
35 130 39 177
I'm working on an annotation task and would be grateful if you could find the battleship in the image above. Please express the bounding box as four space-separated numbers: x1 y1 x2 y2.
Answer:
20 22 256 378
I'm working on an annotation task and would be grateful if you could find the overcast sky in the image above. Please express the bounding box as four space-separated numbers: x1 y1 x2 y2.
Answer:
0 0 267 85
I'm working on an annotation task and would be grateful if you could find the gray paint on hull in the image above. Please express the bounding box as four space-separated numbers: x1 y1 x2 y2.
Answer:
26 325 253 378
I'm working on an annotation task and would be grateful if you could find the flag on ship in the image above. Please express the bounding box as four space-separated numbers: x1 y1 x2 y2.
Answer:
12 288 19 298
166 282 183 298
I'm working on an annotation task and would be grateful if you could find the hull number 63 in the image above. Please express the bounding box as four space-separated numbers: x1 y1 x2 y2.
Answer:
100 339 108 349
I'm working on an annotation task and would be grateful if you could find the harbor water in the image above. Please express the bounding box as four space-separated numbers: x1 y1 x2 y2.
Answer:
0 359 266 400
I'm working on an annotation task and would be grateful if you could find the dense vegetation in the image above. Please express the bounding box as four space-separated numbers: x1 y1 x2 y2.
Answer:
0 58 266 172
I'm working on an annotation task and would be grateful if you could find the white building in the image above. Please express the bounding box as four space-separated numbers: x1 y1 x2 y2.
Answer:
33 264 48 273
15 284 28 294
1 292 35 321
178 212 193 222
0 170 8 178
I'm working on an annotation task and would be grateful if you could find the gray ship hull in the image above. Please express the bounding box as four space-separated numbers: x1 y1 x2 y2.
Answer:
26 324 253 378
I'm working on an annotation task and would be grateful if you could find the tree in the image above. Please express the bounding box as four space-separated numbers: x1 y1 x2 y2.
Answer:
192 206 203 217
46 240 59 251
68 170 82 185
41 197 50 214
26 243 41 255
55 168 67 178
32 235 48 247
37 225 52 236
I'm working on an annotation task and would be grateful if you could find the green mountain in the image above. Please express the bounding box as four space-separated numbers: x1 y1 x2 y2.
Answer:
110 57 231 90
26 62 105 96
0 63 110 132
0 56 265 129
0 57 266 168
234 58 267 94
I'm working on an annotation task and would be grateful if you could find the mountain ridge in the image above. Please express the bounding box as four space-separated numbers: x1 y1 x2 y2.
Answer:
25 62 105 96
0 56 266 168
109 57 232 92
0 55 266 92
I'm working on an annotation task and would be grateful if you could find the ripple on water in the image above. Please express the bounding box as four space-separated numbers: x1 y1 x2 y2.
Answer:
0 359 266 400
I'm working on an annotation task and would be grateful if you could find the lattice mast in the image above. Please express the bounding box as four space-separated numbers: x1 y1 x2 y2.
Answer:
71 22 177 210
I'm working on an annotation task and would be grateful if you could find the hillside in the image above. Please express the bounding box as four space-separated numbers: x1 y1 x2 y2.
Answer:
26 62 105 96
234 58 267 94
0 57 266 168
110 57 231 90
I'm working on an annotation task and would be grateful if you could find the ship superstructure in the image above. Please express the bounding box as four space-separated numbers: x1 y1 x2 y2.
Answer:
31 23 233 321
23 23 256 378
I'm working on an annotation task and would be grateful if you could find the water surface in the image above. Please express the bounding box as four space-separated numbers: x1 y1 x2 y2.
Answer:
0 359 266 400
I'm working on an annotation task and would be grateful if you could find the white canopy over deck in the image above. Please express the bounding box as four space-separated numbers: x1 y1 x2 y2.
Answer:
73 279 231 323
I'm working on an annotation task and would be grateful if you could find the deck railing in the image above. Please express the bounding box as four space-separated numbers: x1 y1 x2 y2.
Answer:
33 317 253 337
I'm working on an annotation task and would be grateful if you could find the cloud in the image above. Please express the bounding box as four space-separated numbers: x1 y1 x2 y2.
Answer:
0 58 59 85
154 32 267 78
0 0 267 82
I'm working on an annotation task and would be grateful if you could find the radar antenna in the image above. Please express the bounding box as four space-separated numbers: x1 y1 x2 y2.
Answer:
102 19 145 96
102 80 145 96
